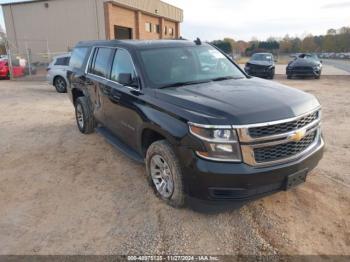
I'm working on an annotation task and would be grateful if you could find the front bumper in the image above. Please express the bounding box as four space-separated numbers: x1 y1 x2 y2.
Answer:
287 68 321 76
178 137 324 201
245 68 274 78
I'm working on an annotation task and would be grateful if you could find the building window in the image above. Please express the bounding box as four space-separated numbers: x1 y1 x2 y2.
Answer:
169 28 174 36
145 22 152 32
154 24 160 34
164 26 168 35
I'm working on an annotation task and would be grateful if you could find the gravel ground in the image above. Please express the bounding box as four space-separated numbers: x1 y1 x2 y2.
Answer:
0 76 349 256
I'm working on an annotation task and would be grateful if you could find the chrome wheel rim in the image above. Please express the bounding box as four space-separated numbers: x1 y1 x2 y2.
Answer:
76 104 84 129
150 155 174 198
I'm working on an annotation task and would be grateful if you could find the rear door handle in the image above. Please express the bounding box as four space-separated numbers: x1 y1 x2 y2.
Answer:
109 88 122 103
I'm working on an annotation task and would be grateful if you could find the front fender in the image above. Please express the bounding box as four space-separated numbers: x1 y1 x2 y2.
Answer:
137 105 189 149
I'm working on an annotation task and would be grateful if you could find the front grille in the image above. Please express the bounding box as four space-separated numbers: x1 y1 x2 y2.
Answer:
249 111 319 138
249 64 268 71
292 66 314 72
254 131 317 163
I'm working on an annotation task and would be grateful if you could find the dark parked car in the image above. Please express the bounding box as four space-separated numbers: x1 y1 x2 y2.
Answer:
67 40 324 208
244 53 275 79
287 53 322 79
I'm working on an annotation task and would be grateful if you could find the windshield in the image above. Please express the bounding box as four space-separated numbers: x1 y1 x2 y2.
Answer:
251 53 273 61
299 54 319 61
139 45 245 89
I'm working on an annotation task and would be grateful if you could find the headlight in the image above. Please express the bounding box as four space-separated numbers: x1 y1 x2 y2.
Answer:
189 124 242 162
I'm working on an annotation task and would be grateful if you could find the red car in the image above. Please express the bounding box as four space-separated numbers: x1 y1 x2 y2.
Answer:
0 59 25 79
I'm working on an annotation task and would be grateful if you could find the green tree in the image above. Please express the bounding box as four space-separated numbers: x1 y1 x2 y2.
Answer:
301 35 317 52
210 40 232 54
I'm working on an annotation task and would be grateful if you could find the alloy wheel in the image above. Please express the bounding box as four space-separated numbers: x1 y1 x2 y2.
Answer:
150 155 174 199
76 103 84 129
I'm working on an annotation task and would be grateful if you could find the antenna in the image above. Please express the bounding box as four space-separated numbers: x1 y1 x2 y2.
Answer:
194 38 202 45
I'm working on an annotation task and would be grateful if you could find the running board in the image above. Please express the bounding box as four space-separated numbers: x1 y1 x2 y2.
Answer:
96 127 144 164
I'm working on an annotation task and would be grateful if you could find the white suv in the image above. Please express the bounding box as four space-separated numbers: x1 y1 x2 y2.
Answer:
47 54 71 93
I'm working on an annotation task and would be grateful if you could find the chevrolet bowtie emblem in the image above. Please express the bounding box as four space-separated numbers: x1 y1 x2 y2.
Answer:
289 130 307 142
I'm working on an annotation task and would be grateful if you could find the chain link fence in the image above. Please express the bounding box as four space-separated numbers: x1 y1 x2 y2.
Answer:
4 38 72 81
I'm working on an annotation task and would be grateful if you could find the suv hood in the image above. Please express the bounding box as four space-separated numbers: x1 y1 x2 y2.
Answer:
289 58 320 67
154 78 320 125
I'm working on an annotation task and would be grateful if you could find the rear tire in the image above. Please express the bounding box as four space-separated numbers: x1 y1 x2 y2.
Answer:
75 96 95 134
54 76 67 93
146 140 186 208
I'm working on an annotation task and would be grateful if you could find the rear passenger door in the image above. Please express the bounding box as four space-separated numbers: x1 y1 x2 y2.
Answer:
86 47 114 124
69 47 90 98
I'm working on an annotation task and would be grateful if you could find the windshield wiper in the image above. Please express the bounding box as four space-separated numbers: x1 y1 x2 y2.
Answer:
158 80 210 89
211 76 242 82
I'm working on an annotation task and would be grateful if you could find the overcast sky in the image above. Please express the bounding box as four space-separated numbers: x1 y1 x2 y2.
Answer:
1 0 349 41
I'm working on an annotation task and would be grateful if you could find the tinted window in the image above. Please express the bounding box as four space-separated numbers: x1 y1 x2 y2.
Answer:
251 53 273 61
55 56 70 66
70 48 88 69
90 48 113 78
111 49 135 83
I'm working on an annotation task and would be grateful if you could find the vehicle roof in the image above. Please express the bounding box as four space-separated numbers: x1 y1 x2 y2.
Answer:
75 39 207 50
53 53 71 59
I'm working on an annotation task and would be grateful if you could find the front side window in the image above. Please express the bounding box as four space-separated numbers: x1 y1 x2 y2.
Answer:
90 47 113 78
111 49 136 83
139 45 245 88
70 48 88 69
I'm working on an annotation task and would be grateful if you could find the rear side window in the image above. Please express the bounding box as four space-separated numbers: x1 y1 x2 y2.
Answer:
89 48 114 78
111 49 135 83
55 56 70 66
70 48 88 69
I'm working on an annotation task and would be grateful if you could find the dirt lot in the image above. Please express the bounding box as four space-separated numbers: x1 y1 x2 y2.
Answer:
0 76 349 256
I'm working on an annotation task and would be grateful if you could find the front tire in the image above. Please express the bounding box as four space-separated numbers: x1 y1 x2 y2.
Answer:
146 140 185 208
54 76 67 93
75 96 95 134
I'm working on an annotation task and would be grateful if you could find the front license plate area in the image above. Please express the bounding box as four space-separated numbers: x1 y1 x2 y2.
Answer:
285 169 308 190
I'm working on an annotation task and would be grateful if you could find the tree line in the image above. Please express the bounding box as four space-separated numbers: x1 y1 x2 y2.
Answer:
210 26 350 55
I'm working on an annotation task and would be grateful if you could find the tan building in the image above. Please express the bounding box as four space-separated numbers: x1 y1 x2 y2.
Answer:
2 0 183 55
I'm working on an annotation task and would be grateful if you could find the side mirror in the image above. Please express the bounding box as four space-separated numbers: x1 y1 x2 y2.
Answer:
118 73 138 88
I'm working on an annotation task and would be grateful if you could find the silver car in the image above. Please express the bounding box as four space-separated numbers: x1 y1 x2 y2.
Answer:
47 54 71 93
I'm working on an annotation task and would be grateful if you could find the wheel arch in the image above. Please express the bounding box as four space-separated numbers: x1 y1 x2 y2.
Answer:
139 119 188 157
71 88 85 105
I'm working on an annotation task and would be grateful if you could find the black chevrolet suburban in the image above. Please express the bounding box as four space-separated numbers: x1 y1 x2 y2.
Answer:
67 40 324 208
